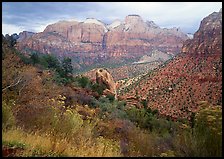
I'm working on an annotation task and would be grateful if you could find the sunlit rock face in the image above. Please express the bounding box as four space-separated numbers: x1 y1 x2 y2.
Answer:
16 15 189 66
96 68 117 99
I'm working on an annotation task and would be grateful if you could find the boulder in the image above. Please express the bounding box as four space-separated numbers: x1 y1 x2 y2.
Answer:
96 68 117 99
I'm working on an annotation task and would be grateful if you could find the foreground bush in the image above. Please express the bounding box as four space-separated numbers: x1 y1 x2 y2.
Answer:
2 127 121 157
2 95 121 157
174 101 222 157
193 102 222 156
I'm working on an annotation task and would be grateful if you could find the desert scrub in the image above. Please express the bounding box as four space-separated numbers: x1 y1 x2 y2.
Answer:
2 127 121 157
127 126 158 157
173 101 222 157
2 100 16 130
193 103 222 157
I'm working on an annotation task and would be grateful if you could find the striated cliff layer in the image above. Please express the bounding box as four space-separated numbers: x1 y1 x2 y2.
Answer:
16 15 189 67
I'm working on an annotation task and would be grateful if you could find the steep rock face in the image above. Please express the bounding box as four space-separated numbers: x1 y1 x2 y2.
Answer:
121 9 222 120
182 10 222 55
67 19 107 44
44 20 79 39
96 68 117 99
16 15 189 66
17 19 106 56
105 15 188 58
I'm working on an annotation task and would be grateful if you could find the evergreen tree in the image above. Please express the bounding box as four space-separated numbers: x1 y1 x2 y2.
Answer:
44 54 60 69
61 57 73 78
30 52 39 65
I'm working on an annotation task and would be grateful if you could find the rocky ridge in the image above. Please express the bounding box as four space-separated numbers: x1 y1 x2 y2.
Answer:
121 9 222 120
16 15 189 68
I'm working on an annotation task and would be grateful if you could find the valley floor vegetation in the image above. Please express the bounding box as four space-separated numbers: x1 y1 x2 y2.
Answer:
2 38 222 157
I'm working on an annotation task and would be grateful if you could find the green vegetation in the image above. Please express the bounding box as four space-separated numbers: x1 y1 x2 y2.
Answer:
2 37 222 157
2 96 121 157
90 82 106 96
17 51 74 85
173 102 222 157
75 76 90 88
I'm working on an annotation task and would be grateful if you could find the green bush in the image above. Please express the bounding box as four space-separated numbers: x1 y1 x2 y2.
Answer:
42 54 60 70
106 94 115 102
93 97 128 120
150 118 177 136
117 101 126 110
75 76 91 88
126 107 153 130
30 52 40 65
90 83 106 95
53 72 73 85
141 99 148 109
193 105 222 156
174 102 222 157
50 108 83 139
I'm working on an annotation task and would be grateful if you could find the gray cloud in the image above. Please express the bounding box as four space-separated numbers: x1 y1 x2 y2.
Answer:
2 2 222 35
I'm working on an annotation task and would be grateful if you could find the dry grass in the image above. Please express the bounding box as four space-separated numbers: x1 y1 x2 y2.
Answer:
2 127 121 157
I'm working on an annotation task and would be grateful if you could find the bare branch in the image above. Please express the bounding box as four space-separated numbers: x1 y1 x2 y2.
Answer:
2 77 23 92
18 83 26 96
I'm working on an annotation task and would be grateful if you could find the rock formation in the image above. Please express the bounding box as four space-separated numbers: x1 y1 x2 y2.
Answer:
96 68 117 99
16 15 189 68
182 9 222 55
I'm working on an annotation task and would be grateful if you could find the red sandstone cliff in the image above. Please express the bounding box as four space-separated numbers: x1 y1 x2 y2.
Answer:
182 10 222 55
16 15 189 66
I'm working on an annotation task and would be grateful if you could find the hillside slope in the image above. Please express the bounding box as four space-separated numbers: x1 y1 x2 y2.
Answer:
121 9 222 120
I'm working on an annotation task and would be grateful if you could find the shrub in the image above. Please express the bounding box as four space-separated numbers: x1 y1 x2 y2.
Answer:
106 94 115 102
141 99 148 109
68 93 97 107
42 54 60 70
173 102 222 157
75 76 91 88
14 95 83 137
92 97 128 120
90 83 104 95
193 104 222 156
2 100 16 130
152 109 159 115
53 72 71 85
18 53 32 64
125 107 153 130
109 109 128 120
150 118 178 136
127 127 158 157
50 108 83 139
117 101 126 110
30 52 40 65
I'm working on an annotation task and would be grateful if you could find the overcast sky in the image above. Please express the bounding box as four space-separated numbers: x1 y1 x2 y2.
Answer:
2 2 222 35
